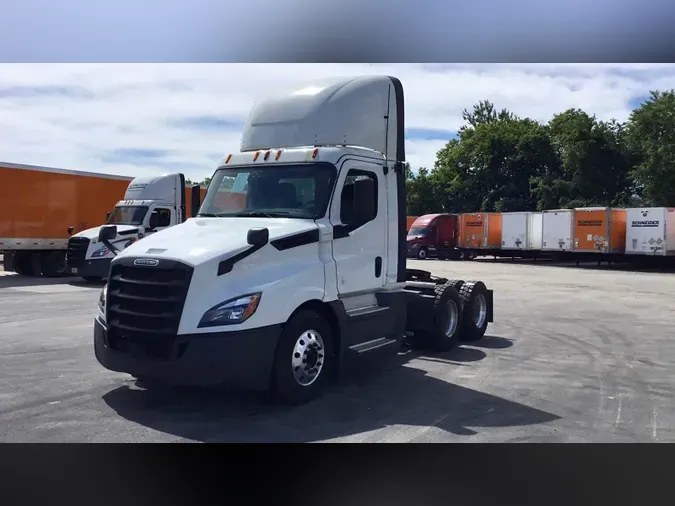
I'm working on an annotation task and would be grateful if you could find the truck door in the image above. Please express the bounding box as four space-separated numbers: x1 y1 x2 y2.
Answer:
330 161 387 295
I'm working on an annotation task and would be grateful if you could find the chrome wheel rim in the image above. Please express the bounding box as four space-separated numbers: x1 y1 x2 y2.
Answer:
444 299 459 337
419 249 427 259
291 329 325 387
474 294 487 328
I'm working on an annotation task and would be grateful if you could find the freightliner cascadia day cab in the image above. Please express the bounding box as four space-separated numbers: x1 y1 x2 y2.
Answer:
93 76 495 404
66 174 204 281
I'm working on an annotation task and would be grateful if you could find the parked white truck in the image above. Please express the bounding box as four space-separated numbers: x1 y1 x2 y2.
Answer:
93 76 495 403
66 173 203 281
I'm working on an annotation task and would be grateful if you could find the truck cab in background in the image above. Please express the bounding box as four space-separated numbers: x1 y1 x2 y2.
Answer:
406 213 458 260
66 173 202 281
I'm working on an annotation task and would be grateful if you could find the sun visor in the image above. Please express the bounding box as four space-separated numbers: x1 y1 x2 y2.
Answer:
240 75 404 162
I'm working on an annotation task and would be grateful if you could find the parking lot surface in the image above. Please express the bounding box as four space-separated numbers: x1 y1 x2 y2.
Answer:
1 258 674 442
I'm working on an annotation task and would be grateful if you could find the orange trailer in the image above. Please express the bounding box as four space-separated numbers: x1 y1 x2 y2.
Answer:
406 216 418 232
573 207 627 254
458 212 503 250
0 162 133 277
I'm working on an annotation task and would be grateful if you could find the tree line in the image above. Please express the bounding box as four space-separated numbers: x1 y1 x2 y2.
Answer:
187 90 675 216
406 90 675 216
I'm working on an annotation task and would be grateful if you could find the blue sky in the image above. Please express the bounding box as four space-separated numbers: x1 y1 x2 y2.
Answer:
1 63 674 182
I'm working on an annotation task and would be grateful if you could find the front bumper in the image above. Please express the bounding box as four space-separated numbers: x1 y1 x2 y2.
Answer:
69 258 112 279
94 318 282 390
406 243 421 257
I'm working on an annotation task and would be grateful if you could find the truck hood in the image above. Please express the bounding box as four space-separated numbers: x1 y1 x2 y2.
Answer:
116 217 318 266
72 224 139 240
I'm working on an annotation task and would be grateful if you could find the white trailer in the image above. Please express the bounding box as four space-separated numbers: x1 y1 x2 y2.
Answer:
501 212 530 250
528 212 544 250
542 209 574 251
92 75 495 404
625 207 675 256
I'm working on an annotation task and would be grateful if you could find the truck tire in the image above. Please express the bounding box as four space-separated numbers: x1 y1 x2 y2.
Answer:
417 248 428 260
458 249 466 261
467 250 476 261
12 252 38 276
445 279 465 293
41 251 67 278
458 281 489 342
418 281 463 352
270 309 335 404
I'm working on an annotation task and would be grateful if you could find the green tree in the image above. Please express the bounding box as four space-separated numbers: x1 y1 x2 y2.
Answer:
544 109 633 209
627 90 675 206
434 104 557 213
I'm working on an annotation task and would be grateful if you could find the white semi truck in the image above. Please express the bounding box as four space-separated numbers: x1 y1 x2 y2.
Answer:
66 174 203 281
93 76 494 404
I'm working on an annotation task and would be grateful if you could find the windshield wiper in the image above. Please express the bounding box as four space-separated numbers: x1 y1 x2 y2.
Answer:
232 210 293 218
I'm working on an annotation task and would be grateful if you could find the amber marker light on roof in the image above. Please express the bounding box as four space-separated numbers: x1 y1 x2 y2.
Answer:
253 152 260 161
264 151 270 161
225 154 232 164
275 150 282 160
312 148 319 158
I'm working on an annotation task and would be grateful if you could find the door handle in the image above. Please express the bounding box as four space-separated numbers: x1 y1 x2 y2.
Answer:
374 256 382 278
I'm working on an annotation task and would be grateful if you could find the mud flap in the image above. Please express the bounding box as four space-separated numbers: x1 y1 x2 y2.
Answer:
487 289 494 322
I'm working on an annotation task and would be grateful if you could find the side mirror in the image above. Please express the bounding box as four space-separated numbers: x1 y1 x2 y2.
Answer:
190 184 201 218
247 227 269 248
98 225 117 242
67 226 74 236
352 178 376 225
98 225 120 256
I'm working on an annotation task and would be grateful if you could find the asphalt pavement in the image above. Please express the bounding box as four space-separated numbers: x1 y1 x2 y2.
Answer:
1 257 673 442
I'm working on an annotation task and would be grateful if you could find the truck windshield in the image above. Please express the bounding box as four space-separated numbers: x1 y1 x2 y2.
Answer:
107 206 148 226
198 163 337 220
408 227 431 236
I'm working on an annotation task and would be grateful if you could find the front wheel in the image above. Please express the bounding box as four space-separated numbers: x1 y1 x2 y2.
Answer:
417 248 428 260
271 310 335 404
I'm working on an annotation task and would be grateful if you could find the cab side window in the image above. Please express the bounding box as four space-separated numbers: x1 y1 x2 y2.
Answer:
154 208 172 227
340 170 378 228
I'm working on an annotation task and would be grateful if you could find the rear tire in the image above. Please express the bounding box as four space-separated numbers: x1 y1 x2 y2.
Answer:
458 281 489 342
271 310 335 404
12 252 38 276
467 250 476 261
41 251 67 277
419 281 463 352
458 249 466 261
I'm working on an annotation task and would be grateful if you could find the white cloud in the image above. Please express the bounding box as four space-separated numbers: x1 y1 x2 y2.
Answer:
1 63 674 181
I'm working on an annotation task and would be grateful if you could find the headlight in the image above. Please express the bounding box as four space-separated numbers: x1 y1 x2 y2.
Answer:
198 293 262 328
98 285 107 313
